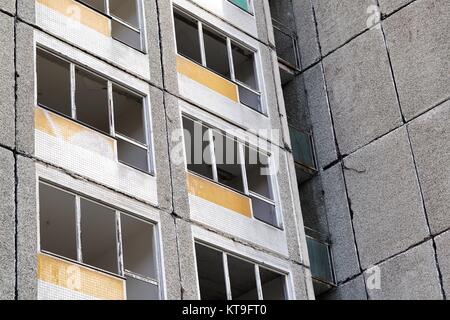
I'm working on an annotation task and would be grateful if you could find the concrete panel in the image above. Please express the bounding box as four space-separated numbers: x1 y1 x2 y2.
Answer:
408 100 450 234
290 263 311 300
322 276 367 300
323 28 402 155
344 127 429 268
0 0 15 15
0 147 15 300
322 164 360 283
16 155 37 300
304 64 337 168
253 0 268 43
365 241 442 300
0 14 15 149
144 0 163 88
383 0 450 120
17 0 35 24
378 0 415 15
311 0 372 55
434 230 450 297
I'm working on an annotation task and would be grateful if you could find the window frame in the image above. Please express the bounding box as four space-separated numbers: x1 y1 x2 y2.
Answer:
182 115 279 228
36 47 154 175
76 0 147 52
227 0 254 15
194 241 289 300
173 8 264 114
37 180 161 298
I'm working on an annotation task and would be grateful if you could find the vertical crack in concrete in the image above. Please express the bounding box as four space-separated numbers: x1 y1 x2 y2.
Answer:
13 0 19 301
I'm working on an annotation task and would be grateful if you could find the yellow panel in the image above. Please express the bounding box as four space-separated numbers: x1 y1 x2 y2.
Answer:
38 254 125 300
37 0 111 36
187 172 252 218
176 55 239 102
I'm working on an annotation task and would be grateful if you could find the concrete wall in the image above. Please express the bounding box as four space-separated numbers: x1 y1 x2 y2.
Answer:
277 0 449 299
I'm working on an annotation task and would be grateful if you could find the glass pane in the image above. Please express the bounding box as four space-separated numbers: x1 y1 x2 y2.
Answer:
227 255 258 300
289 127 315 169
273 26 298 67
251 195 277 226
80 198 118 274
174 11 202 64
195 243 227 300
117 138 149 172
232 42 257 90
109 0 139 28
245 146 273 200
306 237 334 284
113 85 146 143
203 26 231 79
78 0 105 12
39 183 77 261
183 117 214 180
229 0 249 12
75 68 110 134
213 131 244 192
121 214 157 279
37 50 71 117
259 267 286 300
126 277 159 300
111 19 142 51
238 85 261 112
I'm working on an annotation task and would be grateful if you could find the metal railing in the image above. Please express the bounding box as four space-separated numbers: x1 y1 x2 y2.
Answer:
272 18 300 69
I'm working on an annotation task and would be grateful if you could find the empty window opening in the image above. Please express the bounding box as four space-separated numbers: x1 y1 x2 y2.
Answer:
195 243 228 300
259 267 286 300
126 276 159 300
174 11 202 64
183 117 214 180
80 198 118 274
109 0 139 28
203 26 231 78
78 0 105 12
39 182 77 261
75 67 110 134
117 138 149 172
227 255 258 300
111 20 142 51
36 49 71 117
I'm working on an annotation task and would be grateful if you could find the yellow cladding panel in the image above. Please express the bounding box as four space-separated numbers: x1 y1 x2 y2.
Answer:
37 0 111 36
38 254 125 300
187 172 252 218
176 55 239 102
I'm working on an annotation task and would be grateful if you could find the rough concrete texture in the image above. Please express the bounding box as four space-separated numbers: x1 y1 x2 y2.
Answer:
291 0 320 69
17 0 35 24
312 0 373 55
322 164 360 283
378 0 415 15
156 0 179 94
304 64 337 168
299 175 328 237
383 0 450 120
15 22 35 156
322 275 367 300
434 230 450 297
0 148 15 300
408 100 450 235
0 14 15 149
365 241 442 300
159 213 182 300
323 28 402 155
283 74 311 133
344 127 429 268
0 0 15 15
145 0 163 88
174 218 200 299
16 155 37 300
290 263 311 300
254 0 268 44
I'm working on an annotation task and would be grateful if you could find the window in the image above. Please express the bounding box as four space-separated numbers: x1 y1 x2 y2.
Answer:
183 116 278 227
36 48 152 174
228 0 252 13
38 182 160 300
195 243 287 300
77 0 144 51
173 10 262 113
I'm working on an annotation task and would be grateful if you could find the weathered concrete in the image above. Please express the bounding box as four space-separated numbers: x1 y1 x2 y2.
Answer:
323 28 402 155
145 0 163 88
299 175 328 237
254 0 269 44
408 100 450 235
378 0 415 15
283 74 311 133
322 164 360 283
17 0 35 24
344 127 429 268
291 263 311 300
0 13 15 149
383 0 450 120
0 0 15 15
322 275 367 300
365 241 442 300
0 147 15 300
312 0 373 55
16 155 37 300
434 230 450 297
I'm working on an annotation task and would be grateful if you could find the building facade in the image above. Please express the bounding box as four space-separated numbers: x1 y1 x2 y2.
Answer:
0 0 448 300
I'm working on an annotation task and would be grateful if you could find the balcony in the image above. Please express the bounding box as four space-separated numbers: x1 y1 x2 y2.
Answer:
289 126 317 183
272 18 300 70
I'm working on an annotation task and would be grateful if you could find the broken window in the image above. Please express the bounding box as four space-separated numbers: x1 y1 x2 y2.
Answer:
195 243 288 300
36 49 72 117
174 11 202 64
38 182 161 300
228 0 251 13
203 26 231 78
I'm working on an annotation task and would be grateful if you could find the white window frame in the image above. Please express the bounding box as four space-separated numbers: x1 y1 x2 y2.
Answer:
227 0 254 15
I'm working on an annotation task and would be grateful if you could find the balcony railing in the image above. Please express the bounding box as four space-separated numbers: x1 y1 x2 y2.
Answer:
289 126 317 171
272 18 300 69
